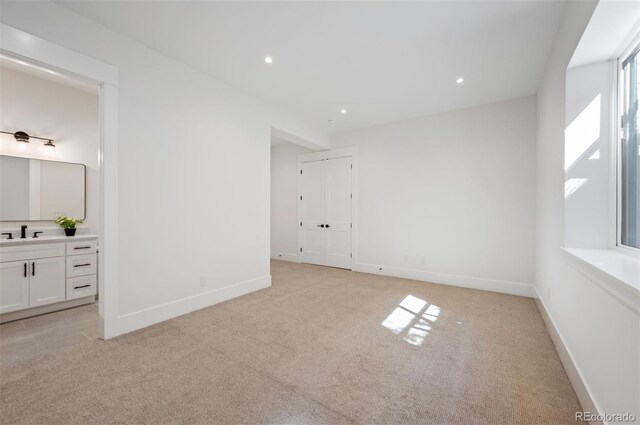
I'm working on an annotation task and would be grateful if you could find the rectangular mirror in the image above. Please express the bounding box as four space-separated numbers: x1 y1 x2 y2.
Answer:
0 155 86 221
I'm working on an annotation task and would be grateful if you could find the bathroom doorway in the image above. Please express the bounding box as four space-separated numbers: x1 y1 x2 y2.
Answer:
0 24 119 345
0 54 103 365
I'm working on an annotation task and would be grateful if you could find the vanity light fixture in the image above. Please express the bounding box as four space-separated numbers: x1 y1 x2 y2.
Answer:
0 130 55 147
44 139 56 156
13 131 30 143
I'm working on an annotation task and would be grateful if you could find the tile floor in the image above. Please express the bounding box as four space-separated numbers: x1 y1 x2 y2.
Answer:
0 302 98 368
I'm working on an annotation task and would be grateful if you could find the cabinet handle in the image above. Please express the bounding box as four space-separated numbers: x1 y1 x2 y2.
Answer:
74 246 91 250
23 263 27 277
74 263 91 268
32 262 35 276
74 284 91 289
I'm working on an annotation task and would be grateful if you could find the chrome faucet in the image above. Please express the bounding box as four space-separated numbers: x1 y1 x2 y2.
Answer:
20 225 27 239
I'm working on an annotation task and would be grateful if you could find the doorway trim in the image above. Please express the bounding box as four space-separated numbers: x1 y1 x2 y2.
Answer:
1 24 120 339
297 147 358 269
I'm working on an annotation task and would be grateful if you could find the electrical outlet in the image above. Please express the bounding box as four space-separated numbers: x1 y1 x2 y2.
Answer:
200 276 208 287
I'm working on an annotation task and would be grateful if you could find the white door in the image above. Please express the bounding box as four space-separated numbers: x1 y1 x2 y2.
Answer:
29 257 66 307
0 261 30 314
300 160 327 266
300 157 352 269
325 157 352 268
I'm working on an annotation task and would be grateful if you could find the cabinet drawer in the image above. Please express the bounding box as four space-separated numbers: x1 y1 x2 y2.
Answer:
66 254 97 278
67 275 97 300
0 243 65 263
66 240 97 256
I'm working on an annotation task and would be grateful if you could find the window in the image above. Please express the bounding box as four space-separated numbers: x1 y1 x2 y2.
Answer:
619 42 640 249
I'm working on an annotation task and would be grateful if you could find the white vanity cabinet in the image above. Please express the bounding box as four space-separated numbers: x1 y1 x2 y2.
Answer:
66 239 98 300
0 243 65 314
0 253 66 313
0 236 98 320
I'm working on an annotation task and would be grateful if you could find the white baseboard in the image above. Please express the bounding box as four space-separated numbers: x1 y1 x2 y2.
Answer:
534 289 603 424
109 275 271 338
353 262 535 297
270 252 300 262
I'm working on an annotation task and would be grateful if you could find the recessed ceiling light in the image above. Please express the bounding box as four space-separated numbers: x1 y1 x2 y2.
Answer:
264 56 273 64
456 77 464 84
340 109 347 115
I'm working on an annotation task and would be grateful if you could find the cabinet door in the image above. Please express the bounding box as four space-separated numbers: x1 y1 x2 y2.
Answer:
29 257 66 307
0 261 30 314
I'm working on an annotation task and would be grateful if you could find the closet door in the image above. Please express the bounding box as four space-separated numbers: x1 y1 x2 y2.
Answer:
300 156 352 269
300 160 326 265
324 157 352 268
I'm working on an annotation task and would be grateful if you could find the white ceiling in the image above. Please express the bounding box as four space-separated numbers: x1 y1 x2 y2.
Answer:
270 136 287 146
57 0 566 135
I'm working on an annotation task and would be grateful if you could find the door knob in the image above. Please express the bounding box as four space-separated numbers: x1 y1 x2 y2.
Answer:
325 224 331 228
316 224 325 228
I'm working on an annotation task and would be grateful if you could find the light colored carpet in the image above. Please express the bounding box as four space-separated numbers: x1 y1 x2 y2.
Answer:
0 260 580 424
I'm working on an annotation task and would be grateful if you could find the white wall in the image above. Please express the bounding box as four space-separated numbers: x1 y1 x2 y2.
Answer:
0 1 329 334
536 0 640 420
331 96 536 296
0 66 99 232
565 61 613 249
270 142 312 261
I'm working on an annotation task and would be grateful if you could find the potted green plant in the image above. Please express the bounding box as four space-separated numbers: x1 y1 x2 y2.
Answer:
54 216 84 236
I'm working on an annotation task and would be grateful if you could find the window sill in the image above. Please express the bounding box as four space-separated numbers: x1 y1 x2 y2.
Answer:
562 247 640 315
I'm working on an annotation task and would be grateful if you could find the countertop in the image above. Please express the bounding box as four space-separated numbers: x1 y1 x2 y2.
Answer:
0 234 99 247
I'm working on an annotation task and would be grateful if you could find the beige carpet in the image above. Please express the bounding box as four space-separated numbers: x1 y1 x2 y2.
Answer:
0 260 580 424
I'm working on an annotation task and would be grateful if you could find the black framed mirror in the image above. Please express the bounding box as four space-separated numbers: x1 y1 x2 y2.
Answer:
0 155 86 221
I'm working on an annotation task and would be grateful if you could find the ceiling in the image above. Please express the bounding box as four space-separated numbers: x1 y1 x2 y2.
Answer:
57 0 566 135
270 136 287 146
